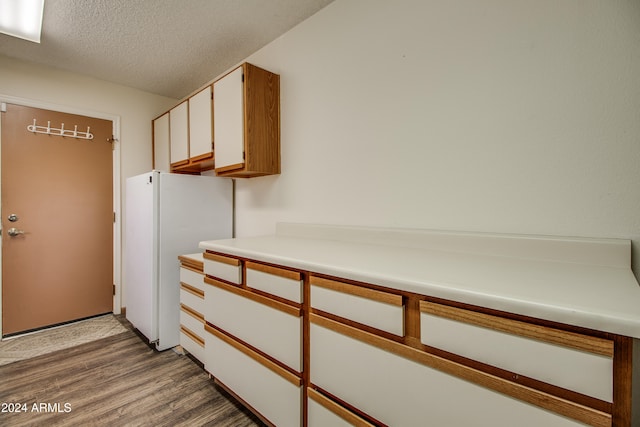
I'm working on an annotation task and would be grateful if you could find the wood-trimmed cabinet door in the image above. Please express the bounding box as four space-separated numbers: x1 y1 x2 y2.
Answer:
213 63 280 178
152 112 170 172
213 66 244 173
188 86 214 163
169 101 189 168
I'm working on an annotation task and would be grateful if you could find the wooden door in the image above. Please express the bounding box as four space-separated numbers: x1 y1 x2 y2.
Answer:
1 103 113 336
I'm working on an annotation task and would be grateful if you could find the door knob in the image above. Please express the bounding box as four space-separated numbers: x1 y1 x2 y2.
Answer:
7 227 25 237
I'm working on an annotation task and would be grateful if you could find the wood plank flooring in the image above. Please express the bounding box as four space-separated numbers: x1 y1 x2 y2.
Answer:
0 316 265 426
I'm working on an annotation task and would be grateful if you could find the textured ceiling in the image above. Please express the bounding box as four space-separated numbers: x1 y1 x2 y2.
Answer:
0 0 334 99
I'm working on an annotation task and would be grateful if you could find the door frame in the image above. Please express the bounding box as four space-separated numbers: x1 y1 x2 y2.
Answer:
0 94 122 336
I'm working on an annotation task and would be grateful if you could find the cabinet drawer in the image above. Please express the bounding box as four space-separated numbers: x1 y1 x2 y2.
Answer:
204 252 242 284
205 326 301 427
180 305 204 336
310 319 588 427
180 266 205 293
420 302 614 402
205 277 302 372
180 284 204 315
307 388 375 427
310 276 404 336
246 261 302 303
180 327 205 363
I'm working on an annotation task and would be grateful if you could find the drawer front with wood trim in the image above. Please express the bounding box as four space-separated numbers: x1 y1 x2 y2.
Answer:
205 277 302 372
180 305 205 362
246 261 302 303
180 305 205 336
310 276 404 336
205 326 302 427
180 265 206 294
203 252 242 284
180 283 205 315
310 319 590 427
180 327 205 362
420 302 614 403
179 254 206 362
307 388 375 427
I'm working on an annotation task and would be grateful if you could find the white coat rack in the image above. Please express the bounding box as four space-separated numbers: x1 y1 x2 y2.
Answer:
27 119 94 140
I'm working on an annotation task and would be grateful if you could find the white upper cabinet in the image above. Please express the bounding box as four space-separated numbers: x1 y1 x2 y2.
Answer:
152 112 170 172
169 101 189 167
213 63 280 178
154 62 278 176
188 86 213 160
213 67 245 172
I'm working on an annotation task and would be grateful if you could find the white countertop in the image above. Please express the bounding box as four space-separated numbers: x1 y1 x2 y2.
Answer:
200 223 640 338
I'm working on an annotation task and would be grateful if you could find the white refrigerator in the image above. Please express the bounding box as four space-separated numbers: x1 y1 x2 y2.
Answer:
124 171 232 350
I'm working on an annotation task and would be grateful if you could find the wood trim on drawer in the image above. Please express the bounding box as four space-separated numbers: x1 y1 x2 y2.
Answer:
246 260 301 281
180 303 205 322
180 282 204 299
308 388 376 427
204 251 241 266
420 301 614 358
310 276 403 306
204 276 302 317
180 325 205 347
310 313 611 427
178 255 204 272
180 264 204 276
205 323 301 387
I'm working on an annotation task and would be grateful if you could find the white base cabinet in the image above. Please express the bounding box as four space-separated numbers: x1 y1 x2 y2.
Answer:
204 279 302 372
205 327 302 427
179 310 205 362
310 322 585 427
200 255 303 426
178 254 206 364
420 309 613 402
196 223 638 427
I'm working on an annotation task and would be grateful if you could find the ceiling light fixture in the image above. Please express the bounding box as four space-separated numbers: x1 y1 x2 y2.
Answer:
0 0 45 43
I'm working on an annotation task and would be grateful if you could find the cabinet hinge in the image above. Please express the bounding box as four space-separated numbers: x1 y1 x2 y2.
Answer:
241 73 245 83
243 151 246 160
113 212 116 223
113 284 116 296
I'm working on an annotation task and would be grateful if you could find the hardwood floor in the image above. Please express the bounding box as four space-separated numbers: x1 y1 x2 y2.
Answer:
0 316 265 426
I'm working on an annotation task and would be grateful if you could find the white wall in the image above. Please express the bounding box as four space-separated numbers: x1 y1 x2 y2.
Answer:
0 55 176 310
236 0 640 279
0 55 176 179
